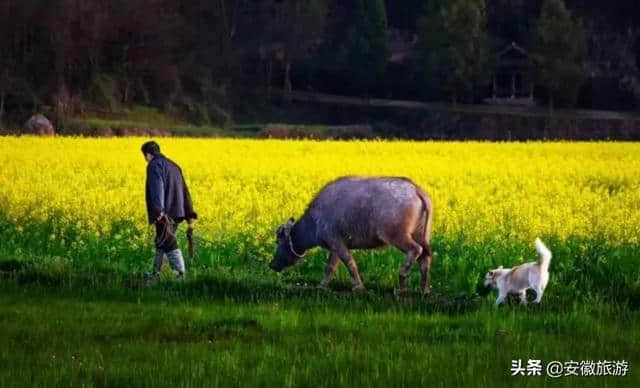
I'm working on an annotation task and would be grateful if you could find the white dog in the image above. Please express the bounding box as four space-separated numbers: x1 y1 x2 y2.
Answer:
483 238 552 306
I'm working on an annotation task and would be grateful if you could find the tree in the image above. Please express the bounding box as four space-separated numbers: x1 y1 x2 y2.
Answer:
417 0 489 104
533 0 585 110
276 0 329 96
386 0 424 31
486 0 539 48
178 0 249 122
345 0 390 96
0 4 12 128
0 68 10 129
0 0 41 126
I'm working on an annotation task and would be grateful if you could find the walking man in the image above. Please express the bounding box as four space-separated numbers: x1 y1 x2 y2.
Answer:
142 141 197 279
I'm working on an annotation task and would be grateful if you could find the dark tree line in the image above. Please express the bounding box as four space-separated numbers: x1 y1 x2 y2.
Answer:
1 0 639 128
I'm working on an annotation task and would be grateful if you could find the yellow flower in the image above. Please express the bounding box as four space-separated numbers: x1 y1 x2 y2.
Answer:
0 137 638 246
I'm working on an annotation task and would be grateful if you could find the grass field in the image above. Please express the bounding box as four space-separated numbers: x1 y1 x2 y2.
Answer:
0 137 639 387
66 106 226 136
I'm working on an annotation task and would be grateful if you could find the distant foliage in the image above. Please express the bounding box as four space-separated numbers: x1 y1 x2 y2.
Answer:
416 0 490 103
0 0 639 117
533 0 586 108
274 0 329 94
344 0 390 95
88 73 121 112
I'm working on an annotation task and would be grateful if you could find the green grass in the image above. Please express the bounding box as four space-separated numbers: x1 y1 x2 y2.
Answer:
65 106 363 137
1 211 639 387
79 116 215 133
69 117 223 136
0 270 638 388
65 106 243 136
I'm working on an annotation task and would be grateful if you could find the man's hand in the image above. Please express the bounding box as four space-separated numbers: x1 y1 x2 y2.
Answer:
156 212 166 223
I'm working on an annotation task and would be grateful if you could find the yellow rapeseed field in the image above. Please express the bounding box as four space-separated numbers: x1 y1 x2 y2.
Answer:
1 137 639 247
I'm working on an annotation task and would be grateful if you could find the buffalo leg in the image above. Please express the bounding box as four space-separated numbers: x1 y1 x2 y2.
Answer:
336 250 364 291
396 236 423 292
320 252 341 288
330 243 363 291
417 244 433 297
343 255 364 291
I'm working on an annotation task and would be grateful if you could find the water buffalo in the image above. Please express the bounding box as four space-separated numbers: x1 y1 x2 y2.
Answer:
270 176 434 296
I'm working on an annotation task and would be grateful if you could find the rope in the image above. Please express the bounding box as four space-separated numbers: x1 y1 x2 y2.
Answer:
150 215 219 260
288 233 306 258
155 214 177 248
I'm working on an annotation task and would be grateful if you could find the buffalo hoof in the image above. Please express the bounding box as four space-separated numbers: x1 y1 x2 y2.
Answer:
393 287 409 297
352 283 365 292
317 283 331 291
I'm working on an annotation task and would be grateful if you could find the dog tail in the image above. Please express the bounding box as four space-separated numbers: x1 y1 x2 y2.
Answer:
535 237 552 271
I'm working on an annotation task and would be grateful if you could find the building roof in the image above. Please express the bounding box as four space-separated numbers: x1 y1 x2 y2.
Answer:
497 42 531 68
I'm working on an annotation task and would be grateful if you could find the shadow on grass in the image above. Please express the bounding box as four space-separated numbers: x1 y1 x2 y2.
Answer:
2 254 639 315
1 261 485 315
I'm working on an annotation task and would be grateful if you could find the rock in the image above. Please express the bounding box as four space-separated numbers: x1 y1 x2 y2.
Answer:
24 114 55 136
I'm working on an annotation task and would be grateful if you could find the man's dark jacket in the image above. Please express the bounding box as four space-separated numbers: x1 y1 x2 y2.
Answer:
145 155 197 224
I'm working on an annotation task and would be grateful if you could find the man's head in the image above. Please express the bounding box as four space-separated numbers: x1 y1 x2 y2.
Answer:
141 141 161 162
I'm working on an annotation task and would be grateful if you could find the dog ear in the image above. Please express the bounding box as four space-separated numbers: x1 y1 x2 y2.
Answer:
498 265 503 269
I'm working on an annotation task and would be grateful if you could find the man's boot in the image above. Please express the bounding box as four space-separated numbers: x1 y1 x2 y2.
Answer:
167 249 186 279
145 249 165 280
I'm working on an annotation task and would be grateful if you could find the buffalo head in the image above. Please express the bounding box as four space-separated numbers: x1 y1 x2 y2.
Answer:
269 217 302 272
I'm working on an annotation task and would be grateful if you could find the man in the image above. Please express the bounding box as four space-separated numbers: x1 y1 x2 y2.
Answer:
142 141 197 279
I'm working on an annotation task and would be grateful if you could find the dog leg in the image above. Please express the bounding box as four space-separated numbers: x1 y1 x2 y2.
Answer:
532 286 544 303
519 290 527 305
495 291 507 306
